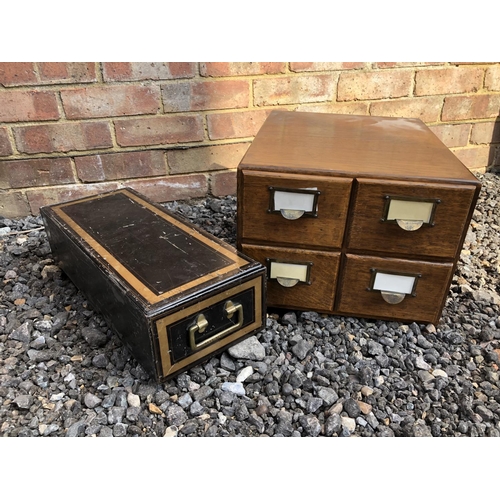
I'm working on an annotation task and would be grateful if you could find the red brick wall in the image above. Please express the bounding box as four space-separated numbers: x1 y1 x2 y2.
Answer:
1 62 499 217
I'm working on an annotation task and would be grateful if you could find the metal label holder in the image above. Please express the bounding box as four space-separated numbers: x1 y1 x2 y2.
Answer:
367 268 421 304
268 186 321 220
380 195 441 231
265 258 313 288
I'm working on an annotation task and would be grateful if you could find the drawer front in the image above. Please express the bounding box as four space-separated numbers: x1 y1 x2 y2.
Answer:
239 170 352 249
347 179 477 258
241 244 340 313
337 254 454 323
155 276 263 379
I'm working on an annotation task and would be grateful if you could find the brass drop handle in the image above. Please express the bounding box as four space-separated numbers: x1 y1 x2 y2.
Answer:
189 300 243 351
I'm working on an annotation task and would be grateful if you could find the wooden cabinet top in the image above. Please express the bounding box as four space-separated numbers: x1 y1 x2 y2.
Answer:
240 110 480 185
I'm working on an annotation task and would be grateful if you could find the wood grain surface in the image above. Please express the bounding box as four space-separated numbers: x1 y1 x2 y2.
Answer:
336 254 454 324
346 179 478 259
241 243 340 313
237 170 352 249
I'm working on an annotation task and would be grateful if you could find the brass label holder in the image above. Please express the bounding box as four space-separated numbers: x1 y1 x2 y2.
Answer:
367 268 421 304
381 195 441 231
266 258 313 288
268 186 321 220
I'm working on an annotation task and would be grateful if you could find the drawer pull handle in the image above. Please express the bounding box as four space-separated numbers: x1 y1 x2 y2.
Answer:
268 186 320 219
367 269 421 304
276 277 300 287
189 301 244 351
396 219 424 231
280 209 305 220
267 260 313 287
382 196 440 230
380 291 406 304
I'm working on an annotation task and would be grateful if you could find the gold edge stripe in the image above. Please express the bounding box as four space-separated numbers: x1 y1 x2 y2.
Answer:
155 263 241 302
156 277 263 377
52 190 248 304
124 190 249 268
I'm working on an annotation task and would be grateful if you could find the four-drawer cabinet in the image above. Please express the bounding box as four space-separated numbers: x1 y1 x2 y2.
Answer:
236 110 481 324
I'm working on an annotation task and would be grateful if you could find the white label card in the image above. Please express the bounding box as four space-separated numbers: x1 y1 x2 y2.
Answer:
269 262 309 282
372 272 416 295
387 199 434 223
273 189 317 213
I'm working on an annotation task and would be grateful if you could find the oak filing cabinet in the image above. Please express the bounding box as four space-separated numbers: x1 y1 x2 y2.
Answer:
236 110 481 325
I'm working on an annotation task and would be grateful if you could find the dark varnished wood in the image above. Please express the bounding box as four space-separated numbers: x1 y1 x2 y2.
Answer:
237 110 481 324
241 110 480 185
237 170 352 249
241 243 340 313
336 254 454 324
347 179 477 259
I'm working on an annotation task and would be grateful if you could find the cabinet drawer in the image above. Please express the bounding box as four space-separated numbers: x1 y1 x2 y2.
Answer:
337 254 454 324
238 170 352 249
347 179 477 259
241 243 340 313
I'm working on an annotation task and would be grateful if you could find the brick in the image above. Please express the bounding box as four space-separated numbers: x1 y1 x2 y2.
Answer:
209 170 236 197
207 110 271 140
0 157 74 189
200 63 286 76
0 91 59 122
75 151 166 182
27 182 121 214
415 67 484 96
372 62 444 68
429 124 471 148
0 63 37 86
337 69 413 101
442 95 500 121
0 128 13 156
102 62 196 81
485 65 500 91
452 146 492 170
162 80 250 112
370 96 444 123
290 62 365 72
167 143 250 174
296 102 369 115
14 122 112 154
0 190 31 217
37 63 97 83
471 121 500 145
123 174 208 202
61 85 160 119
254 74 337 106
115 115 204 146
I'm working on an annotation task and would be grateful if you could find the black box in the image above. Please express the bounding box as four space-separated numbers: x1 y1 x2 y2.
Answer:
40 188 266 381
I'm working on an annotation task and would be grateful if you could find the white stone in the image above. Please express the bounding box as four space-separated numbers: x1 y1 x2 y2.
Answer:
221 381 246 396
341 416 356 432
164 426 178 437
416 356 431 370
127 393 141 407
236 366 253 383
432 369 448 378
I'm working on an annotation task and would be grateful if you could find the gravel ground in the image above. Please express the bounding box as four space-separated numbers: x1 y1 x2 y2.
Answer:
1 172 499 438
